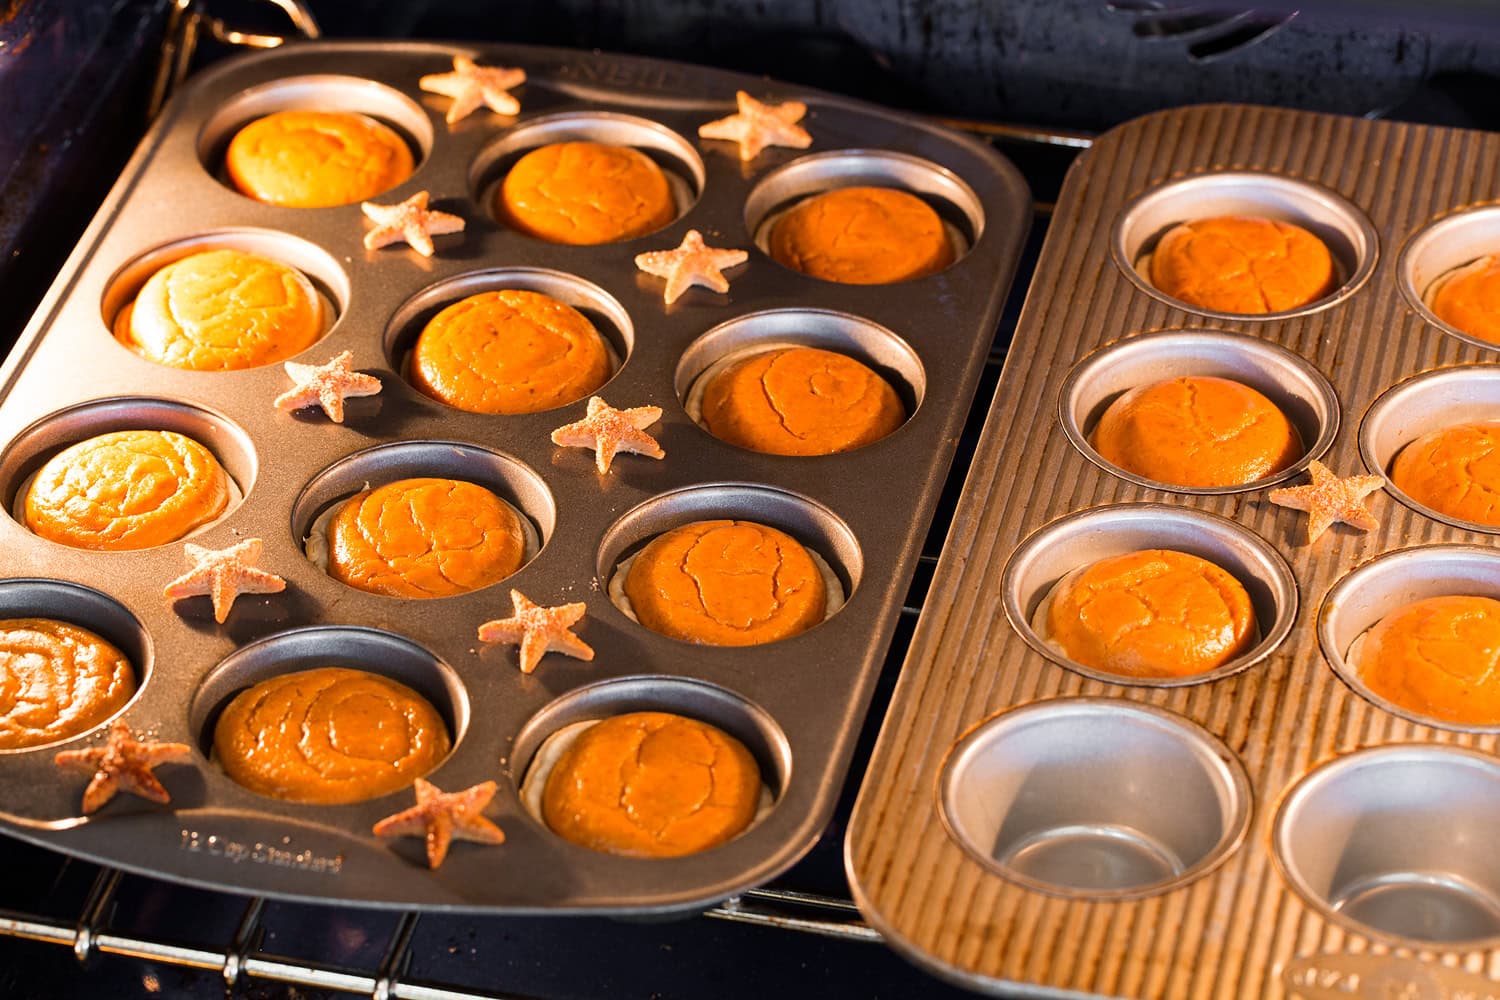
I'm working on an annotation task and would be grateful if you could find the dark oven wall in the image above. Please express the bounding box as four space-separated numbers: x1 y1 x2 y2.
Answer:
307 0 1500 130
4 0 1497 354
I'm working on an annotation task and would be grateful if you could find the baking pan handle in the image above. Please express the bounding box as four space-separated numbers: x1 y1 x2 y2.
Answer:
149 0 323 120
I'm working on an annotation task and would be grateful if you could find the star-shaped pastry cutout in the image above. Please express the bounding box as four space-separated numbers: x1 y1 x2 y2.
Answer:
419 56 525 124
697 90 812 161
164 538 286 623
274 350 382 423
478 589 594 674
634 230 749 305
550 396 665 473
1268 460 1385 543
372 778 505 869
361 191 465 257
54 721 192 814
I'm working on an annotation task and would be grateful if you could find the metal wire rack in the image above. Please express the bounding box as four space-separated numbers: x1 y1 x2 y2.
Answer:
0 115 1085 998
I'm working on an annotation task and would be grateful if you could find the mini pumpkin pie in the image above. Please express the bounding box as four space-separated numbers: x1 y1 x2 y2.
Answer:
1427 255 1500 344
1092 375 1302 488
1349 595 1500 726
1147 215 1336 314
0 619 134 750
306 477 531 599
610 519 843 645
689 346 905 456
1035 548 1257 680
114 249 327 371
24 429 232 551
497 141 677 244
520 710 768 857
225 110 414 208
214 666 449 804
410 290 612 414
1391 421 1500 527
768 186 955 284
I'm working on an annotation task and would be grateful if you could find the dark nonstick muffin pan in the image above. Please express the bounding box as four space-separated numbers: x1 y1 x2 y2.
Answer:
0 41 1029 913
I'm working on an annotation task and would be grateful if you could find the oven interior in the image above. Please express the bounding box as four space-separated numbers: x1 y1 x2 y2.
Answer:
1 1 1497 996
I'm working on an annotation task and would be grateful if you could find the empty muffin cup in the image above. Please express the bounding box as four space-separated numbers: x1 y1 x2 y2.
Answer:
470 112 703 236
744 150 982 280
1360 365 1500 532
1112 171 1377 320
1274 744 1500 949
1318 544 1500 732
1399 205 1500 351
1002 503 1297 687
940 698 1250 898
676 309 923 454
1060 328 1339 494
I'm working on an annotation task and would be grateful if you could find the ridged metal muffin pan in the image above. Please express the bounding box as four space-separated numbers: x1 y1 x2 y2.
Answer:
0 41 1029 912
847 104 1500 996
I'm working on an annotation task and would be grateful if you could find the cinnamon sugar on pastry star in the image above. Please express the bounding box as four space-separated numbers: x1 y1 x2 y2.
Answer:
550 396 665 473
419 56 525 123
698 91 812 161
373 778 505 869
1268 460 1385 543
164 538 286 623
54 721 192 814
361 191 465 257
634 230 748 305
478 589 594 674
274 351 382 423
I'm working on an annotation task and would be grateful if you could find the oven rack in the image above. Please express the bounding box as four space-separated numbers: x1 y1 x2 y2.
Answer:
0 118 1079 999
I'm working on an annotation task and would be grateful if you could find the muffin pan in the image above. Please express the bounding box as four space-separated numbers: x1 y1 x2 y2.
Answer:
847 105 1500 995
0 42 1029 910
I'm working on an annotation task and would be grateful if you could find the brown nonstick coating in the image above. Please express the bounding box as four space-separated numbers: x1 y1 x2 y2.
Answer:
0 42 1029 913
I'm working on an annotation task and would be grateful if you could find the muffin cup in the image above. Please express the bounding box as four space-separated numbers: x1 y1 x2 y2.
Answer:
1398 205 1500 352
939 697 1250 899
0 396 256 543
102 230 347 357
0 580 152 754
1274 744 1500 949
470 111 703 233
383 267 632 401
1112 170 1378 321
1002 502 1298 687
1317 544 1500 733
1059 328 1340 494
511 675 791 845
676 309 924 444
1359 364 1500 532
744 149 982 274
196 74 433 195
597 484 860 638
290 440 553 589
188 625 469 769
